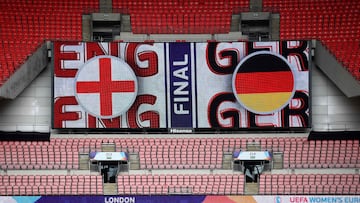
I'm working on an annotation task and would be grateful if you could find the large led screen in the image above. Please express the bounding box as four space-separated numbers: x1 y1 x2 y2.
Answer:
53 41 310 130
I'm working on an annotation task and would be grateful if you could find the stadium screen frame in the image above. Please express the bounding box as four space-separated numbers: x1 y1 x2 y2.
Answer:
52 41 311 132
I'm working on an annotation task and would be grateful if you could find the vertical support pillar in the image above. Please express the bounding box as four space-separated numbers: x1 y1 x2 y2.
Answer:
270 13 280 40
82 15 92 41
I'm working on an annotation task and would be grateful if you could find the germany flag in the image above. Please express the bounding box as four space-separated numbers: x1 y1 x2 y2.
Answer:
233 51 295 114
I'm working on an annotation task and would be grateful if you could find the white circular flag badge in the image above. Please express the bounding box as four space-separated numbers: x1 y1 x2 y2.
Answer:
74 55 138 119
232 51 295 114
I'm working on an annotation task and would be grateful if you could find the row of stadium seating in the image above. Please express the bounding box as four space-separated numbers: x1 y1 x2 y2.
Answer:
0 175 103 195
130 12 232 34
113 0 250 14
126 2 234 34
259 173 360 195
117 174 245 195
1 137 359 170
283 138 359 169
0 0 98 13
1 173 358 195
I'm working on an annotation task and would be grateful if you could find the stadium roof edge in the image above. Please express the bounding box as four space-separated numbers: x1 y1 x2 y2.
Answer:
0 43 49 99
314 40 360 98
114 32 248 42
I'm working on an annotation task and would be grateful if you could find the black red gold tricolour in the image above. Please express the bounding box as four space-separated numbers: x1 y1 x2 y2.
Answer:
232 51 295 114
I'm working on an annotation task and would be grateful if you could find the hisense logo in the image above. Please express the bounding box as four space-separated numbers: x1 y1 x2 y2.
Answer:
169 128 193 133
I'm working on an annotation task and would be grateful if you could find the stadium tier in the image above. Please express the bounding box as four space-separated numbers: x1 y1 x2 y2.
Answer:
0 136 359 197
0 175 103 196
116 174 245 195
1 138 359 170
259 173 360 195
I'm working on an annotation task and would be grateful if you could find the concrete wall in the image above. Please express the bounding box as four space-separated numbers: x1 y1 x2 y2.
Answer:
0 65 51 132
311 66 360 131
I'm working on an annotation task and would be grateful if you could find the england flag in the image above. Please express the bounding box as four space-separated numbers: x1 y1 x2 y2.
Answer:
74 55 138 119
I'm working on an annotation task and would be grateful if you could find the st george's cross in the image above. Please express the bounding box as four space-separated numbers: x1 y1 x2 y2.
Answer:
74 55 138 119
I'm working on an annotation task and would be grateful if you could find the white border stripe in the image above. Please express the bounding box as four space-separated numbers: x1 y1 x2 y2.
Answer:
165 43 171 127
